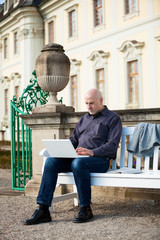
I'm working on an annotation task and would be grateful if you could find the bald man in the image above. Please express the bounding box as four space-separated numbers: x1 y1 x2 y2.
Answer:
24 89 122 225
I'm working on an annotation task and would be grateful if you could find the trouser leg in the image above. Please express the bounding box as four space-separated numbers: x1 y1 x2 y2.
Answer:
71 157 110 207
37 157 72 206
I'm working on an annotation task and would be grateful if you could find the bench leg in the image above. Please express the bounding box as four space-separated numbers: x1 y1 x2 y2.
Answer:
73 185 79 206
49 184 79 213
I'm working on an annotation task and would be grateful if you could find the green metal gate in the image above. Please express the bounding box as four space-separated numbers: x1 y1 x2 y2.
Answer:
10 71 49 190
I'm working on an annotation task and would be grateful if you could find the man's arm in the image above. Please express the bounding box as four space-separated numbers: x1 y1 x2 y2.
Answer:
92 117 122 158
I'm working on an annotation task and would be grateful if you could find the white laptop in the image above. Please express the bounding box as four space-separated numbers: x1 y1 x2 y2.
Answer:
42 139 89 158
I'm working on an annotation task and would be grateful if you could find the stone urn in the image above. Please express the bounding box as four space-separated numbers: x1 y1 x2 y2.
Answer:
35 43 70 105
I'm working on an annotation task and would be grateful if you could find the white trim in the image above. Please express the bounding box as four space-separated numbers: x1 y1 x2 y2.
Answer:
148 28 157 107
70 59 81 110
92 0 105 31
65 4 78 41
119 40 144 109
123 0 139 20
45 16 56 44
88 50 110 103
13 0 19 8
65 15 160 52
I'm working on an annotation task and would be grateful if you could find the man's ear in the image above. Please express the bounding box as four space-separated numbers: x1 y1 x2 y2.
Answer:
100 97 103 104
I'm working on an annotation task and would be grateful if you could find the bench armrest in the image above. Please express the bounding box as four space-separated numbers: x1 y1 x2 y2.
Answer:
40 148 50 157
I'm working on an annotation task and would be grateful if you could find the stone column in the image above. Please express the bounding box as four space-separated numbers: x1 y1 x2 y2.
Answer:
21 111 84 196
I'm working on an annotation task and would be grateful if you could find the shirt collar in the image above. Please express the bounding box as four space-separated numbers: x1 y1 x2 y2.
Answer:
87 105 108 118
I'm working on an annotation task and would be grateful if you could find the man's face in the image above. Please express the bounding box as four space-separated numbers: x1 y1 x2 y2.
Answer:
85 97 103 115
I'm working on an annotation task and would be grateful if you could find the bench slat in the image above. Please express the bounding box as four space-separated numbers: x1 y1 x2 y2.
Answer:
136 157 141 170
120 134 126 168
144 156 150 171
153 146 159 171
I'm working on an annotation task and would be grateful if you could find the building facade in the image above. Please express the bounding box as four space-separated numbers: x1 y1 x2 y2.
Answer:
0 0 160 140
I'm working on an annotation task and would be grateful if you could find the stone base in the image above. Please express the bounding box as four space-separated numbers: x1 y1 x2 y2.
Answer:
25 180 160 201
91 186 160 201
32 104 75 113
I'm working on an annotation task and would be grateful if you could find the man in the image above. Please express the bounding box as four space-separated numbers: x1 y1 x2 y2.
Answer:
24 89 122 225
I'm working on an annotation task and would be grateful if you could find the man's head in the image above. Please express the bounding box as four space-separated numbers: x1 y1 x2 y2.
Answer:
85 89 104 115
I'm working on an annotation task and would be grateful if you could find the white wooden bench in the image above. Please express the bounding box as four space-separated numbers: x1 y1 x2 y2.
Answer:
40 126 160 208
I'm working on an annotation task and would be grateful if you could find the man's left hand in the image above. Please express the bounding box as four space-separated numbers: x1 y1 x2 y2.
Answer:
76 147 94 156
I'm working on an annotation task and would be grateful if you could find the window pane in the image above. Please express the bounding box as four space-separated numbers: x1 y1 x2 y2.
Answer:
4 38 8 59
96 68 104 96
128 60 138 106
94 0 103 26
71 75 78 110
69 10 77 37
14 32 18 54
5 89 8 115
125 0 136 14
48 21 54 43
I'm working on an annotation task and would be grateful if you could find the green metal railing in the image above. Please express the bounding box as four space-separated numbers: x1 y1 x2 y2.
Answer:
10 71 49 190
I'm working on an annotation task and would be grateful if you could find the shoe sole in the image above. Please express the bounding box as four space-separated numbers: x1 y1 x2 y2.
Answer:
72 217 94 224
24 217 52 225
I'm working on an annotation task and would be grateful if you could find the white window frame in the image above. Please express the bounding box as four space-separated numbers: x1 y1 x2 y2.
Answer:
45 16 56 44
69 59 81 110
89 50 110 103
92 0 105 31
119 40 144 109
2 34 9 60
13 30 19 56
123 0 139 20
66 4 78 41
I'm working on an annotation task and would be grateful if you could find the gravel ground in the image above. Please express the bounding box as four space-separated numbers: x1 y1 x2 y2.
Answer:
0 169 160 240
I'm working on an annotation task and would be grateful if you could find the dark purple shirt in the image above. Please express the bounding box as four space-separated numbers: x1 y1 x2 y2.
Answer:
70 106 122 159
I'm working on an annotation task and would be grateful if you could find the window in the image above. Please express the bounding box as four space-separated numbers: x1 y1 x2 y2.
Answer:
48 21 54 43
71 75 78 110
14 32 18 55
69 9 77 37
4 37 8 59
125 0 137 14
96 68 104 96
119 40 144 108
128 60 138 106
4 89 8 115
94 0 103 27
15 86 19 101
4 0 8 13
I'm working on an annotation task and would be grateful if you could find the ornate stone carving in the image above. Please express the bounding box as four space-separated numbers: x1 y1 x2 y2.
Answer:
89 50 110 68
119 40 144 58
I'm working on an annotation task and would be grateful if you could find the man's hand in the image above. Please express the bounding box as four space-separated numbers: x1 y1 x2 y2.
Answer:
76 147 94 156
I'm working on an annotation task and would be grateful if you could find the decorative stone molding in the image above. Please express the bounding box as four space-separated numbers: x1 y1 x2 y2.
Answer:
89 50 110 68
155 36 160 41
70 59 81 75
10 72 21 86
20 27 43 39
119 40 144 59
0 76 10 84
10 72 21 80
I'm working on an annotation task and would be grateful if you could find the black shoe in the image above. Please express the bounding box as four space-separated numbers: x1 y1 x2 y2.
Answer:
24 208 52 225
73 205 94 223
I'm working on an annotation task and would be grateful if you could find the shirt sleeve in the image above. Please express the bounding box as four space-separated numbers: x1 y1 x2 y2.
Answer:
92 116 122 159
69 118 82 149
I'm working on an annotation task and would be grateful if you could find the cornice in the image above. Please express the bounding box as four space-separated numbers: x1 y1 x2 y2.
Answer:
0 6 42 31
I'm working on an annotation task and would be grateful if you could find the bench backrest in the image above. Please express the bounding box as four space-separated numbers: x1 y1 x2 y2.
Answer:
111 126 160 172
